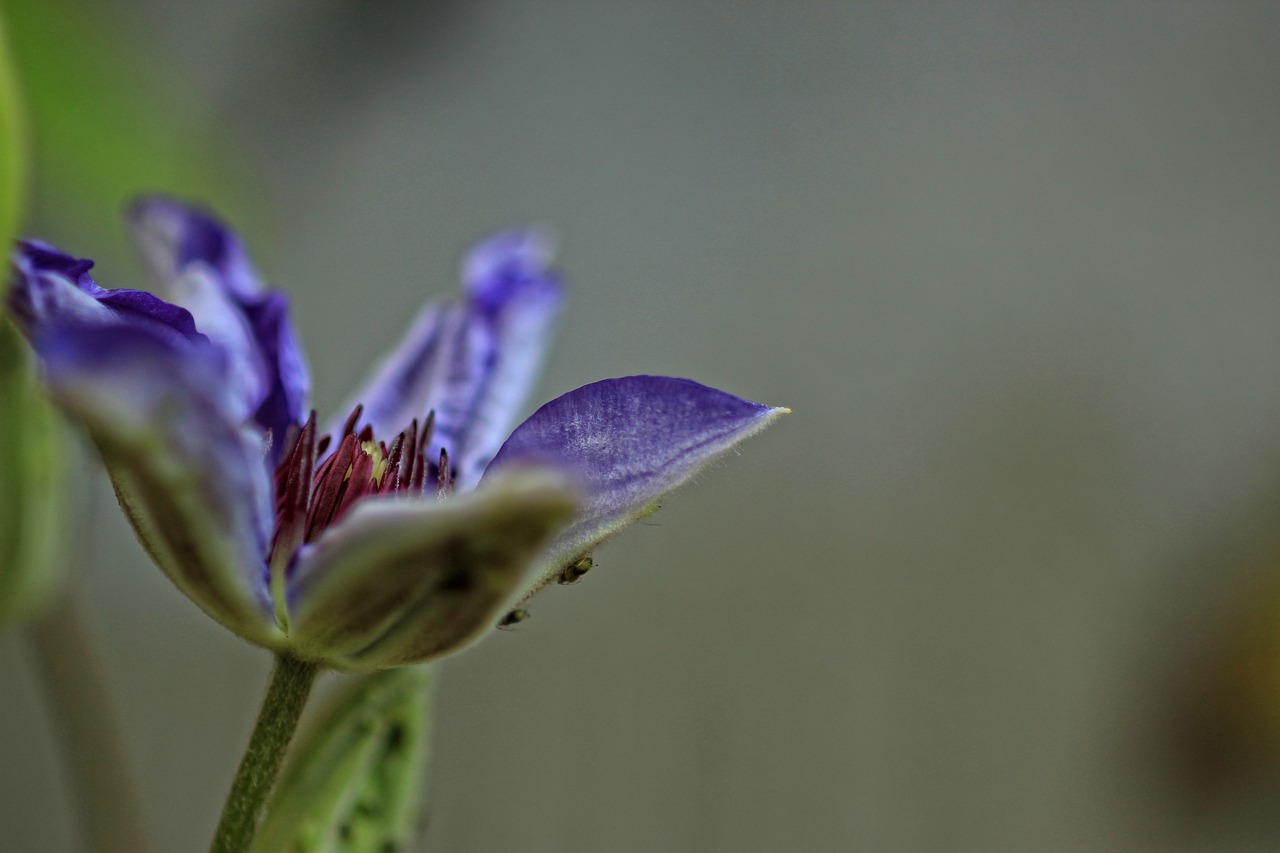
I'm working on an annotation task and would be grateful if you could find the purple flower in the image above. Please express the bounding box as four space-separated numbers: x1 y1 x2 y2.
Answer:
8 199 787 669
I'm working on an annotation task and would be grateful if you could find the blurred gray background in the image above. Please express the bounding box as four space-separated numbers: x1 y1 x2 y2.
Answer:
5 1 1280 850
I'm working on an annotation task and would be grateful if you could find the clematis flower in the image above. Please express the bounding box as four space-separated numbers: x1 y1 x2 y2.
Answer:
7 199 786 670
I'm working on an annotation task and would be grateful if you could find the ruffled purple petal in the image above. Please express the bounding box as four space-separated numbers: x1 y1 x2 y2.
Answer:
128 196 261 301
35 322 282 647
240 292 310 450
483 376 788 594
164 266 268 424
128 197 311 451
9 240 203 346
341 229 562 490
462 229 557 313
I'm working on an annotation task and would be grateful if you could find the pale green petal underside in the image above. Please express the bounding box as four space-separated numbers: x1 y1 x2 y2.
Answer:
106 460 281 647
251 666 434 853
45 349 283 647
288 469 578 669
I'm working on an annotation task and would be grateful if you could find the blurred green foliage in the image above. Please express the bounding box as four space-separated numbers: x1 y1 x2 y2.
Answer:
0 318 64 624
0 12 23 237
0 0 255 620
1 0 250 261
0 9 62 625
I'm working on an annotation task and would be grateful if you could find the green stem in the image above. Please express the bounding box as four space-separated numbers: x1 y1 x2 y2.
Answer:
210 653 319 853
29 591 151 853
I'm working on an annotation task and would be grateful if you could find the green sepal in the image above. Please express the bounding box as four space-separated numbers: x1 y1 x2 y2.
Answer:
0 317 65 624
251 665 435 853
287 469 578 669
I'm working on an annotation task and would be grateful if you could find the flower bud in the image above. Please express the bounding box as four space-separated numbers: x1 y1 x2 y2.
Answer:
252 665 434 852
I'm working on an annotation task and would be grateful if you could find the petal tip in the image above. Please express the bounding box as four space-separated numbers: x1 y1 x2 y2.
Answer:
462 227 563 310
126 195 255 294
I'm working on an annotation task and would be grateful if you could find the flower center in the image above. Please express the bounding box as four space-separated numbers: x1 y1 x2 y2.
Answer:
268 404 455 569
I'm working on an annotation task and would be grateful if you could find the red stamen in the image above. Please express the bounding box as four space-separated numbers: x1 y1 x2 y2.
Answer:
340 403 364 438
269 405 458 569
382 432 405 493
306 433 357 542
409 443 426 492
400 419 418 491
407 410 434 494
332 446 376 525
437 447 453 498
420 409 435 455
269 411 316 563
275 423 301 474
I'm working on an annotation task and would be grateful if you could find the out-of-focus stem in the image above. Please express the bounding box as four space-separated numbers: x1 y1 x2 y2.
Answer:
29 591 151 853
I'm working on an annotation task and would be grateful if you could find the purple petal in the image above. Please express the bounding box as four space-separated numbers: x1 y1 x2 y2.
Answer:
128 197 312 451
444 230 564 488
341 229 562 490
483 376 788 592
335 302 448 441
36 322 282 646
285 469 578 669
462 229 557 313
164 266 269 424
128 196 261 301
242 292 311 452
9 240 203 345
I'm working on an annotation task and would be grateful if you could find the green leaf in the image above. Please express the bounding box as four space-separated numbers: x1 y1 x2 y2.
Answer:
1 0 253 261
251 666 435 853
0 17 60 623
0 318 64 623
0 9 26 245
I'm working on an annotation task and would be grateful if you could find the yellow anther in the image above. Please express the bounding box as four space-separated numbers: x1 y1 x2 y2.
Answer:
361 440 389 485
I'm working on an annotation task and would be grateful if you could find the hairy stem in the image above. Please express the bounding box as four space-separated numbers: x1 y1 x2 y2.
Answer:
210 653 319 853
